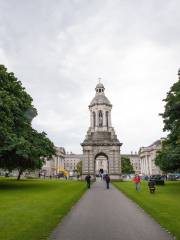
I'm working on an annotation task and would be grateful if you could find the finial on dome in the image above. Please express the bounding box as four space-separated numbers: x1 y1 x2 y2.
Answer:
98 77 102 84
95 80 105 94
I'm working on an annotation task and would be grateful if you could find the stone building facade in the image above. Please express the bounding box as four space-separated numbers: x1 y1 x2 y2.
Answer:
42 146 65 176
81 82 122 179
121 153 141 174
42 137 164 177
139 139 164 176
64 153 83 172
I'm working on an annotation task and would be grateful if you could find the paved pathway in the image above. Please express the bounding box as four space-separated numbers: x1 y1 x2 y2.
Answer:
49 181 172 240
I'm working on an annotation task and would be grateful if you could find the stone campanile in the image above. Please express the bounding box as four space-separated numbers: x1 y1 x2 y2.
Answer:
81 82 122 179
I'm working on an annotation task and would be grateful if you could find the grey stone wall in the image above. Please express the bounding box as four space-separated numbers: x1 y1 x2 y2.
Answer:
82 144 121 179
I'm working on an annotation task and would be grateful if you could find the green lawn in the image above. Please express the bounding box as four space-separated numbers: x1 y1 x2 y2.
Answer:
0 178 86 240
113 180 180 240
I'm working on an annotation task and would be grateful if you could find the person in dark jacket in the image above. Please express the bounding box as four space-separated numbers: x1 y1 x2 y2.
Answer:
105 174 110 189
85 174 91 189
148 179 156 193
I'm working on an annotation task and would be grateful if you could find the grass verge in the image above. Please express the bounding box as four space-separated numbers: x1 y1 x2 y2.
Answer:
113 180 180 240
0 178 86 240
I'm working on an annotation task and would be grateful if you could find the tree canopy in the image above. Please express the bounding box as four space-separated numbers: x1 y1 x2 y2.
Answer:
76 161 82 175
0 65 55 179
121 156 134 174
155 69 180 172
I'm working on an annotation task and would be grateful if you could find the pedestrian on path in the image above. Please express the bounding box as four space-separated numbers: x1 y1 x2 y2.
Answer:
85 174 91 189
105 174 110 189
133 174 141 192
148 179 156 193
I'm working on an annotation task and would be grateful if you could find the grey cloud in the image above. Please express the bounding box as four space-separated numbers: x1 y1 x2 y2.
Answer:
0 0 179 153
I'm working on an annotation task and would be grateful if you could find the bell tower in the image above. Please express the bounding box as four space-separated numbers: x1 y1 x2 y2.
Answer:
81 81 122 179
90 82 112 131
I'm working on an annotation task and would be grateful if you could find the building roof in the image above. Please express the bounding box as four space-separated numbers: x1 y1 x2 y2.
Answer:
95 83 104 89
89 94 112 107
121 154 139 157
64 154 83 160
89 82 112 107
138 139 163 154
148 140 161 148
54 146 66 155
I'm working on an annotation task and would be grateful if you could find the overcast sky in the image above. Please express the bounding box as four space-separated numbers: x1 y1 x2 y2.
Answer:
0 0 179 154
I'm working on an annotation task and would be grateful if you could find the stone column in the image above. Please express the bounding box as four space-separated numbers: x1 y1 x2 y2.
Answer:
90 111 93 128
103 110 106 126
107 149 121 178
142 157 144 174
149 156 152 175
143 158 145 175
55 158 58 174
145 155 148 175
140 158 142 174
82 148 94 178
114 149 121 174
96 110 99 126
109 111 112 127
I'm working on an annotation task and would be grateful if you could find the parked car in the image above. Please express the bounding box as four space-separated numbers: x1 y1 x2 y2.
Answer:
167 174 176 181
149 175 165 185
167 173 180 181
175 173 180 180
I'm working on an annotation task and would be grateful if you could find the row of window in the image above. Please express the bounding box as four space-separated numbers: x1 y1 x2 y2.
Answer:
65 163 77 167
97 88 104 93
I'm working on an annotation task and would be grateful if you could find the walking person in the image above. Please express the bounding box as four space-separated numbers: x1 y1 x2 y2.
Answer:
105 174 110 189
148 179 156 193
99 169 103 181
85 174 91 189
133 174 141 192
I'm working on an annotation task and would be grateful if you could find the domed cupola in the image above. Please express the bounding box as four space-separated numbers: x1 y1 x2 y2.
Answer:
89 82 112 108
95 83 105 93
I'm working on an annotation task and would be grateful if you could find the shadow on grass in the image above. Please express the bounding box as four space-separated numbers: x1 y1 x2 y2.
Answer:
0 178 60 191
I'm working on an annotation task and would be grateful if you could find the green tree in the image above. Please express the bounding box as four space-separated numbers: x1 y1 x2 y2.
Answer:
121 156 134 174
76 161 82 175
0 65 55 179
155 69 180 172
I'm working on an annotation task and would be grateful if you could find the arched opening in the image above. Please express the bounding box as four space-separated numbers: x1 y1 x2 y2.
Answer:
106 111 109 127
94 152 108 176
98 110 103 127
